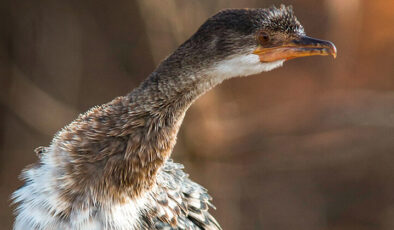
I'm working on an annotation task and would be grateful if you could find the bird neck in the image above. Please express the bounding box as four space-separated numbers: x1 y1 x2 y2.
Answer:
117 57 221 197
53 46 283 203
53 51 222 204
133 59 218 118
128 54 221 154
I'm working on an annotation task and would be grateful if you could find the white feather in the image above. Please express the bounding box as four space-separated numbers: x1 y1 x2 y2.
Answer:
12 146 154 230
211 54 285 81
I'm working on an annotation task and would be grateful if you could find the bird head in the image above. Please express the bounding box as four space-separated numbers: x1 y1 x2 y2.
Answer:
181 5 337 79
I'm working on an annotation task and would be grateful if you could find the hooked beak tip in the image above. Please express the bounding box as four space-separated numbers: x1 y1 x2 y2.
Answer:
327 41 337 59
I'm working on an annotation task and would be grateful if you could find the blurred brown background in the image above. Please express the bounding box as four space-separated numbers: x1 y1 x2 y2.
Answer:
1 0 394 229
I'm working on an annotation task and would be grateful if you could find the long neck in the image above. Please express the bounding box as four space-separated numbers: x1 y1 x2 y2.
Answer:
54 50 222 203
132 56 218 119
122 53 221 166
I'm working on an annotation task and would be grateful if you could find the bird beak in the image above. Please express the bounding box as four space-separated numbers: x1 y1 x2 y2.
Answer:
253 36 337 62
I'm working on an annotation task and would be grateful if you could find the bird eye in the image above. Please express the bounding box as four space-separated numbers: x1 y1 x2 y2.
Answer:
258 32 270 44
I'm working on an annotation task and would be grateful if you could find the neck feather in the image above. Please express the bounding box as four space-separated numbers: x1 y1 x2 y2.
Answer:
52 49 284 205
52 53 222 205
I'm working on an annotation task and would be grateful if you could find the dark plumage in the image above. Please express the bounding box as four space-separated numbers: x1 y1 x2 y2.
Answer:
12 5 336 230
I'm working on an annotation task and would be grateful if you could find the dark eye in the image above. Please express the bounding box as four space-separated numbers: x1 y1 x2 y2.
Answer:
258 32 270 44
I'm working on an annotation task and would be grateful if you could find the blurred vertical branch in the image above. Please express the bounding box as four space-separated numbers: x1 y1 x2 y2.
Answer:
0 0 13 190
325 0 362 87
136 0 208 64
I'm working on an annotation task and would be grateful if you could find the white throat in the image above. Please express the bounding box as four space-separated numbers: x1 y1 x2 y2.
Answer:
211 54 285 81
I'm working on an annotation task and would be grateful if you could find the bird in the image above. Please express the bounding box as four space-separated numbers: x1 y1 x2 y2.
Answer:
12 5 336 230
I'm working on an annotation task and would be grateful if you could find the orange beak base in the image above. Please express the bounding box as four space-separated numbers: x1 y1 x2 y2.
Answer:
253 36 337 62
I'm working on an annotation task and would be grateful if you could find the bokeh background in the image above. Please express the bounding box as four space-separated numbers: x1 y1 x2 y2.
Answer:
1 0 394 229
